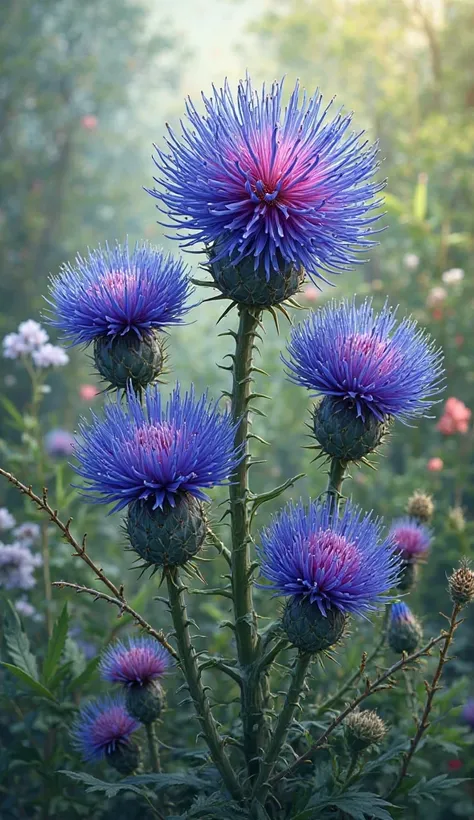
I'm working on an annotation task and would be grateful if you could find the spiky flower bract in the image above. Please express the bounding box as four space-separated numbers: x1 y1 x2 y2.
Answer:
257 498 400 617
150 77 383 283
389 517 431 561
285 298 443 422
48 241 193 346
388 601 423 654
71 695 140 762
100 637 171 686
73 383 240 512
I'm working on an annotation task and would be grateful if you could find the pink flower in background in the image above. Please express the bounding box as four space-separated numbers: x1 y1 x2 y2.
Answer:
81 115 98 130
80 384 99 401
455 335 464 347
303 284 319 302
427 457 443 472
437 397 471 435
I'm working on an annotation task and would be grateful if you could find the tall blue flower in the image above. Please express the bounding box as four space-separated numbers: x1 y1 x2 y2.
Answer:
149 77 383 286
48 241 193 345
285 298 443 422
73 383 240 512
257 498 400 617
71 695 140 763
100 637 171 687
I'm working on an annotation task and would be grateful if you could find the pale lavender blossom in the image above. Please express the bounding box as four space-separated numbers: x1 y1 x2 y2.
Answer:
2 332 29 359
0 541 42 590
442 268 464 285
13 522 41 547
17 320 49 351
32 343 69 368
0 507 16 531
15 598 42 621
44 428 75 458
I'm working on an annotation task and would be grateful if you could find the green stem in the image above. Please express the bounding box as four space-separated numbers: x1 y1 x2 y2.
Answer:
145 722 161 773
251 652 311 805
229 307 263 777
166 568 241 801
327 457 346 512
342 751 359 787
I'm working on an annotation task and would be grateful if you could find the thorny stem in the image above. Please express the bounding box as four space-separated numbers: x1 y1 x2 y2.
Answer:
327 457 346 513
386 604 462 798
228 307 263 777
165 567 242 801
252 652 311 806
269 630 447 786
0 468 177 659
145 722 161 773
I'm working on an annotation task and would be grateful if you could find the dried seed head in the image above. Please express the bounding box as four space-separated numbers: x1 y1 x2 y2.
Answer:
449 560 474 607
345 708 387 752
407 491 434 523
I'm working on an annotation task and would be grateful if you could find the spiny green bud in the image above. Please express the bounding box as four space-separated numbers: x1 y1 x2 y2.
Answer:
397 560 419 593
208 238 304 307
94 330 165 391
106 740 141 775
125 681 164 725
448 506 466 534
345 708 387 752
388 602 423 654
407 491 434 523
449 561 474 607
313 396 390 462
127 492 207 568
282 596 347 653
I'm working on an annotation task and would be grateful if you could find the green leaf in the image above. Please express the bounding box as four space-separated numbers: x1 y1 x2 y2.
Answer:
0 396 26 430
1 663 56 701
43 604 69 684
59 771 207 799
296 790 395 820
3 599 38 679
186 791 249 819
59 771 145 798
250 473 305 519
65 656 99 694
412 174 428 222
407 774 468 804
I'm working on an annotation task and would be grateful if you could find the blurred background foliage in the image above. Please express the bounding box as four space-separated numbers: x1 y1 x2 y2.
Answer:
1 0 474 817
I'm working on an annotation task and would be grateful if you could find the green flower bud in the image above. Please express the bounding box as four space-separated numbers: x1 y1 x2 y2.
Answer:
313 396 389 462
125 681 164 725
345 708 387 752
127 492 207 568
407 491 434 523
94 330 165 391
282 596 347 653
106 740 141 775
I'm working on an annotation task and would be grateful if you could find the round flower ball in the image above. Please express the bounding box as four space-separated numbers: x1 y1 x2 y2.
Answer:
48 241 194 391
149 77 383 307
73 383 240 568
389 517 431 590
257 498 400 653
71 695 140 775
285 298 443 462
100 637 172 724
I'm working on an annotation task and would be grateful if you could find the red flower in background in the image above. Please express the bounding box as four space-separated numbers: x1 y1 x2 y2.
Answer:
81 115 98 130
79 384 99 401
437 397 471 435
427 457 443 472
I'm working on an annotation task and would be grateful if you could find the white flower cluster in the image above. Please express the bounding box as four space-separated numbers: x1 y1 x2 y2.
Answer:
2 319 69 368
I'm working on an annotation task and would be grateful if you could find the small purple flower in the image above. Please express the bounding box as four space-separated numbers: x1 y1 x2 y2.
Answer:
462 699 474 730
0 542 42 590
32 343 69 368
48 241 194 346
44 428 75 458
100 637 171 686
73 383 241 511
257 498 400 617
389 517 431 561
390 601 416 625
0 507 16 531
13 522 41 547
285 298 444 421
71 695 140 761
149 77 382 283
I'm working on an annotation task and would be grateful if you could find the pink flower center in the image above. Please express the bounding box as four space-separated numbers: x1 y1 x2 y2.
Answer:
92 706 132 748
392 527 425 556
86 270 135 310
134 422 178 455
339 333 394 375
303 529 361 589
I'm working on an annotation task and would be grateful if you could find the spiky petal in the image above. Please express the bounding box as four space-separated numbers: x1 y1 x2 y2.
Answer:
389 517 431 561
100 637 171 686
71 695 140 761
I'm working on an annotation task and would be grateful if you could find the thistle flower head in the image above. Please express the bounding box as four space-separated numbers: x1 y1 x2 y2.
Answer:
449 561 474 607
285 298 443 422
257 498 400 618
150 77 383 283
73 383 240 511
406 491 434 523
100 637 171 686
345 708 387 751
71 695 140 761
44 428 75 459
462 699 474 729
48 242 193 346
388 601 423 654
389 517 431 561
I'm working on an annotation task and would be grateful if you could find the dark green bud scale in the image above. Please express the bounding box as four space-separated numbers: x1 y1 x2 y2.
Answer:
208 239 304 307
282 596 347 653
388 611 423 654
345 708 387 752
449 561 474 607
397 560 419 592
313 396 389 462
106 740 140 775
127 492 207 568
94 329 165 391
126 681 164 725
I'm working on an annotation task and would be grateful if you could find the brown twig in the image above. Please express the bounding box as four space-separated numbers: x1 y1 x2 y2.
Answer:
269 631 447 786
0 467 177 660
386 604 462 798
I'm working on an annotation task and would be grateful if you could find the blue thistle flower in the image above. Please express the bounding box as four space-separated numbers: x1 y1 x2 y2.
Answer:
71 695 140 762
149 77 383 284
389 517 431 561
388 601 423 654
73 383 240 512
257 498 400 618
285 298 443 423
48 241 193 345
100 637 171 687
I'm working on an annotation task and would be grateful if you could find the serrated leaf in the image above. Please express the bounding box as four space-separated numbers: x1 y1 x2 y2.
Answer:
1 663 55 701
43 604 69 684
121 773 208 792
187 791 249 819
298 790 395 820
59 771 146 798
407 774 468 804
3 599 38 679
